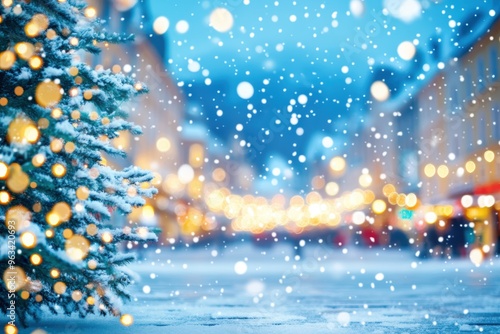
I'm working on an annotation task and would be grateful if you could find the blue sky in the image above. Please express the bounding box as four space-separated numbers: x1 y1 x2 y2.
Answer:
143 0 498 193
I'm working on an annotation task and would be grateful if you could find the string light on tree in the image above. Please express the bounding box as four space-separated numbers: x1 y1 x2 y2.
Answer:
0 0 156 326
30 254 43 266
3 266 27 292
0 162 8 179
7 117 40 144
35 81 62 108
20 231 37 249
0 191 11 204
51 163 67 178
65 235 90 262
6 163 30 193
0 50 16 70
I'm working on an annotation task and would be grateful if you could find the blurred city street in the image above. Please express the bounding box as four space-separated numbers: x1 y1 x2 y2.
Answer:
3 0 500 332
32 245 500 333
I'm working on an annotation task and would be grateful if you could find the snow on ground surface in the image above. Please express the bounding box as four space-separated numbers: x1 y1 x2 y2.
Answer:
27 244 500 333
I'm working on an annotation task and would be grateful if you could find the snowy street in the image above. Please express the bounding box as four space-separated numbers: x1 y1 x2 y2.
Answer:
3 1 500 333
31 245 500 334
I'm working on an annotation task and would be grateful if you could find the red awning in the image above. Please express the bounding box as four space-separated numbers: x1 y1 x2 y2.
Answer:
474 182 500 195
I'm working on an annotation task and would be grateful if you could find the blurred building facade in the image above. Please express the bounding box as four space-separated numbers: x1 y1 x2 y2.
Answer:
417 16 500 255
86 0 186 243
334 9 500 255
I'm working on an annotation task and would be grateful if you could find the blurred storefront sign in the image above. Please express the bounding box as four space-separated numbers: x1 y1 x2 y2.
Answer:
465 207 490 221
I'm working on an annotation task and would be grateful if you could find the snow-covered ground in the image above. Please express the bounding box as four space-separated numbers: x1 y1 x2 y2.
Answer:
28 244 500 333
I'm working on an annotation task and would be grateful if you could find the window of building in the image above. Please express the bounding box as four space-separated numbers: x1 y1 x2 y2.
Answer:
477 115 487 147
465 71 473 101
465 123 473 154
490 47 498 81
477 57 486 93
493 104 500 142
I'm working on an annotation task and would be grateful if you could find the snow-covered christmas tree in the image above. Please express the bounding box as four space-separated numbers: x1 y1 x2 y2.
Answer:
0 0 157 329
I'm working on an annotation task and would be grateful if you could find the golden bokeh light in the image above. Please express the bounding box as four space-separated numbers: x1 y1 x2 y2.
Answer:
30 253 43 266
86 224 98 236
45 229 54 238
51 108 63 119
72 290 83 302
46 29 57 40
6 205 31 231
396 193 407 207
65 235 90 262
53 202 72 222
484 150 495 162
50 268 60 278
358 174 372 188
382 184 396 196
64 141 76 153
101 232 113 243
372 199 387 214
32 153 46 167
62 228 73 239
69 66 79 76
35 81 62 108
3 266 27 292
142 205 155 219
465 161 476 173
4 324 18 334
212 167 226 182
0 50 16 70
31 13 49 32
0 191 10 204
14 42 34 60
20 231 37 249
88 259 98 270
7 117 39 144
14 86 24 96
38 118 50 129
120 314 134 327
437 165 449 178
20 291 30 300
189 143 204 168
45 212 58 227
405 193 418 208
50 138 64 153
53 281 67 295
84 6 97 18
51 163 67 178
424 163 435 177
6 163 30 194
329 156 346 173
156 137 171 152
325 182 339 196
76 186 90 200
29 55 43 70
0 162 7 179
388 192 399 205
424 211 438 224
